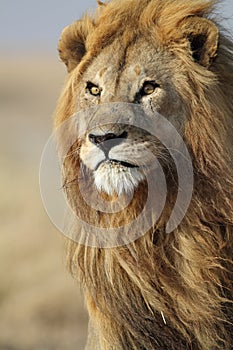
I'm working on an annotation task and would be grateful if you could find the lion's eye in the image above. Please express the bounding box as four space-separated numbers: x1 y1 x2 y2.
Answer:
141 81 159 96
90 86 100 96
87 82 101 96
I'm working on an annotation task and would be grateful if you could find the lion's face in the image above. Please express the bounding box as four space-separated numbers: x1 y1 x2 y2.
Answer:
57 1 220 198
75 39 186 195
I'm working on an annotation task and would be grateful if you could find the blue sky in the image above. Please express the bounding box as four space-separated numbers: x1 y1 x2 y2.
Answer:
1 0 232 54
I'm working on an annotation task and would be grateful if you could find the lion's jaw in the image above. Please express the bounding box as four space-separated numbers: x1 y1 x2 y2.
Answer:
94 162 145 196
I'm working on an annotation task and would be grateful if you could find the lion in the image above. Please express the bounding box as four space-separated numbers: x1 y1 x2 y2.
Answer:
54 0 233 349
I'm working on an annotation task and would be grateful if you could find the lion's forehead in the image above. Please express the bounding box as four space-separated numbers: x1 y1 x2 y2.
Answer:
93 64 146 101
76 38 186 125
83 38 174 93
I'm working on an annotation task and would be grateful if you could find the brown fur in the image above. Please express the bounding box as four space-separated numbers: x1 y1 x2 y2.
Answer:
55 1 233 349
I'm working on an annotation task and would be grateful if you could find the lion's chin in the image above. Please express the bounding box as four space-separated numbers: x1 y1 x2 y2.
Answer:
94 161 145 196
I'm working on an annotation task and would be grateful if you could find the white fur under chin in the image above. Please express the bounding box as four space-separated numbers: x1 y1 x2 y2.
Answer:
94 162 145 196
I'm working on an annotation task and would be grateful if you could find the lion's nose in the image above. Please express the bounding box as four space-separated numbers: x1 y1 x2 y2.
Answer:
89 133 116 145
88 131 128 154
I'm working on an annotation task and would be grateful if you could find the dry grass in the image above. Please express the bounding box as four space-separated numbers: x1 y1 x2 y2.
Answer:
0 55 88 350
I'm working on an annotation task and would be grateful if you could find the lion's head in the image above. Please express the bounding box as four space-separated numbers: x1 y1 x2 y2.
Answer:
54 0 233 349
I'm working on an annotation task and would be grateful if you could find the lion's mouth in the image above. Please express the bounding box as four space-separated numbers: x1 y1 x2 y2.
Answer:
95 159 139 171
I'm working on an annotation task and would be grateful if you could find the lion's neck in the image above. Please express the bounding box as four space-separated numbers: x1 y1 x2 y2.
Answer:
70 209 232 349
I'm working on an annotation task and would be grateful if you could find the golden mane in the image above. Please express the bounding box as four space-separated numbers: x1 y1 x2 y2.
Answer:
54 0 233 349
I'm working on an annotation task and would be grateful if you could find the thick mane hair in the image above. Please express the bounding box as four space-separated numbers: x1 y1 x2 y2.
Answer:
55 0 233 349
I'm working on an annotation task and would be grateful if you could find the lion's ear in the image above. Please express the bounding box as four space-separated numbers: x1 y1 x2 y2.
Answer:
181 17 219 67
58 17 93 72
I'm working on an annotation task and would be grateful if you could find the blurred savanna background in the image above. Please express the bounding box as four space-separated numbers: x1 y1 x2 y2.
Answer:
0 1 232 350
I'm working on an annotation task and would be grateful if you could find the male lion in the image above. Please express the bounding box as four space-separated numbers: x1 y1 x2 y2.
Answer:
54 0 233 349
